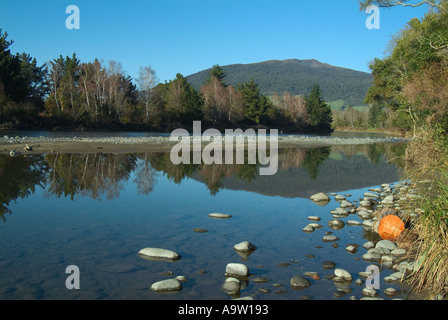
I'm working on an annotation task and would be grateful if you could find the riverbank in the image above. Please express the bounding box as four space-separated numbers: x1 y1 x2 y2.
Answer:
309 179 431 300
0 134 407 155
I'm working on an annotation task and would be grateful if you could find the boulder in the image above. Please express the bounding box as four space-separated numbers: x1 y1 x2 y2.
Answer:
310 192 330 202
150 278 182 292
138 248 181 261
290 276 311 289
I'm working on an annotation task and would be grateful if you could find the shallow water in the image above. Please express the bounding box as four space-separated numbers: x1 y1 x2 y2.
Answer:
0 141 413 300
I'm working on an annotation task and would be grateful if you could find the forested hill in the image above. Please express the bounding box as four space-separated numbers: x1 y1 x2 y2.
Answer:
186 59 373 106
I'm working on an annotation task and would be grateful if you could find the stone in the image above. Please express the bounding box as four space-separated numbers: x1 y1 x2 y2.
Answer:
222 277 241 296
334 268 352 281
175 275 187 282
346 244 359 254
362 219 375 228
290 276 311 289
322 235 339 242
208 213 232 219
347 220 362 226
362 248 382 261
376 240 397 251
358 210 372 220
335 194 346 200
226 263 249 278
308 216 321 221
322 260 336 269
384 271 404 283
252 277 269 284
391 248 407 258
362 287 379 297
330 207 349 215
359 200 373 207
384 287 400 297
363 241 375 249
364 192 379 198
150 278 182 292
234 241 257 252
328 219 345 230
382 195 395 205
340 200 353 208
302 224 315 233
303 271 320 280
138 248 181 261
376 247 391 255
310 192 330 202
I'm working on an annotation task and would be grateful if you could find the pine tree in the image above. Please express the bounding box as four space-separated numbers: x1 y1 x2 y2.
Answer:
238 78 271 125
206 65 227 85
305 84 333 133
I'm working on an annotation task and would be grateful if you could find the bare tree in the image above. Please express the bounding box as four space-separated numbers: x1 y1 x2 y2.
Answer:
201 76 228 124
137 65 158 123
359 0 447 12
46 60 63 113
226 85 245 123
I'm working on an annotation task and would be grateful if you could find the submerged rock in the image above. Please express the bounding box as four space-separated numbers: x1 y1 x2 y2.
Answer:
334 268 353 281
208 213 232 219
290 275 311 289
222 277 241 296
376 240 397 251
362 287 379 297
346 244 359 254
302 224 315 233
234 241 257 252
323 235 339 242
138 248 181 261
225 263 249 278
150 278 182 293
310 192 330 202
328 219 345 230
321 260 336 269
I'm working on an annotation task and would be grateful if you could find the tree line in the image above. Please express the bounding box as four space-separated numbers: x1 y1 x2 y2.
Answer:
350 0 448 135
0 29 333 133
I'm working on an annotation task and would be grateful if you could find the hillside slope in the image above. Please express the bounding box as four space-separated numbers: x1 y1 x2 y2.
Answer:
186 59 372 107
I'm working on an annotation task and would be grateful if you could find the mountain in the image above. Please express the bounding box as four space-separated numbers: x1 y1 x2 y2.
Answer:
186 59 373 107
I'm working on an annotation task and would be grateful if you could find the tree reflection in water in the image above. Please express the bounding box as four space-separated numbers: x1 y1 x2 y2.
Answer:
0 143 406 221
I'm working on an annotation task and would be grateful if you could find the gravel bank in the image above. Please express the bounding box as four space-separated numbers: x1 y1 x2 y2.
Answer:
0 134 407 154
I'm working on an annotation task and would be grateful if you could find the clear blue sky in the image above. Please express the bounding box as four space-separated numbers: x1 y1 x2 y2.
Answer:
0 0 429 84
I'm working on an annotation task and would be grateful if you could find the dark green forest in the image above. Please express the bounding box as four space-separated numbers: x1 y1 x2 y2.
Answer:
0 29 336 133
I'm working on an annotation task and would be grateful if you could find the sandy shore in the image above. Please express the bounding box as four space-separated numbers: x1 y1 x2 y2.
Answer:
0 135 407 155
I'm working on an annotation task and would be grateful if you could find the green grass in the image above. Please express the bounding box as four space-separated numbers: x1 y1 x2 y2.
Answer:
327 100 369 112
402 128 448 299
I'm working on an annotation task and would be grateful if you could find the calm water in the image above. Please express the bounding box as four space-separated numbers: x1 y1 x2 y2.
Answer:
0 138 411 300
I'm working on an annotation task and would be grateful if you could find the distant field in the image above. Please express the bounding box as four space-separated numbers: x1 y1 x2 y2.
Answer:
327 100 369 112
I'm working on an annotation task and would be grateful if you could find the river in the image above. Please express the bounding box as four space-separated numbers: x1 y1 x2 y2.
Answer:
0 131 413 300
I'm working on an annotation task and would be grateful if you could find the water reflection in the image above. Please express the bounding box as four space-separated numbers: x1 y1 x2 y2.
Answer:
0 143 406 222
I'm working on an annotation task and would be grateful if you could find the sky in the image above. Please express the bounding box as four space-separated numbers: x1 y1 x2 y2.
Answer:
0 0 430 84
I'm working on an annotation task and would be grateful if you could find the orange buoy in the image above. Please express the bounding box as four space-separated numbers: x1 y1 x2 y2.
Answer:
378 215 405 241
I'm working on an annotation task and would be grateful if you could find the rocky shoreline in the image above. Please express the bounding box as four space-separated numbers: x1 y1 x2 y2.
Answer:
305 181 427 299
135 180 428 300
